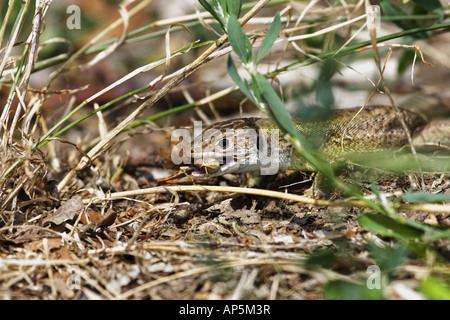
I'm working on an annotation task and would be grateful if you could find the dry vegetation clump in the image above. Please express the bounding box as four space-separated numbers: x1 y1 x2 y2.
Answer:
0 0 449 300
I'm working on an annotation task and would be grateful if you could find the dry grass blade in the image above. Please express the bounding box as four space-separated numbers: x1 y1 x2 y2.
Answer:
56 0 272 192
116 258 313 300
83 185 450 213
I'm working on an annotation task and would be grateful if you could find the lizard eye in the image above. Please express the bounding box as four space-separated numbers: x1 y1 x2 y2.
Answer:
218 138 231 150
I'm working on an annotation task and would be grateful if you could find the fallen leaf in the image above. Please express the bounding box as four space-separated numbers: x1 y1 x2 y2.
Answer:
80 210 102 225
95 209 117 229
26 237 63 251
42 198 84 227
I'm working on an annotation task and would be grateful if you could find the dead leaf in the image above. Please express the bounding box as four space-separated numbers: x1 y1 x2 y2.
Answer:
80 210 102 225
27 237 63 251
52 245 72 260
95 209 117 229
42 198 84 227
79 209 117 232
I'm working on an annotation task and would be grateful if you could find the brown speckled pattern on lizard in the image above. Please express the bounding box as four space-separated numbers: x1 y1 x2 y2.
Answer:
188 105 449 176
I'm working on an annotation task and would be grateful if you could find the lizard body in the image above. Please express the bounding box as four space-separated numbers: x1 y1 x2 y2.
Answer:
160 105 450 182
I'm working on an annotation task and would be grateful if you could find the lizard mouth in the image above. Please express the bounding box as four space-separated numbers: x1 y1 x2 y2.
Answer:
191 159 238 177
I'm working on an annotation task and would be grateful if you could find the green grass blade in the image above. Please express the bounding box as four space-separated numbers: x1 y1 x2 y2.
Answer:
357 213 424 240
401 190 450 204
256 12 281 64
419 276 450 300
226 55 254 103
226 15 253 64
225 0 241 18
198 0 225 29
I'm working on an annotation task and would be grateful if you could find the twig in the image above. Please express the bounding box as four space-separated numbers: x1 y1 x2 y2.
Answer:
82 185 450 213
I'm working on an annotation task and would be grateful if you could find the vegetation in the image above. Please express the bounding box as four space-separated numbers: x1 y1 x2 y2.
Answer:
0 0 449 300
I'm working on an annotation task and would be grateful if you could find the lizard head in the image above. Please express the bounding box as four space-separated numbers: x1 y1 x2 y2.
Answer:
158 117 289 184
190 118 263 177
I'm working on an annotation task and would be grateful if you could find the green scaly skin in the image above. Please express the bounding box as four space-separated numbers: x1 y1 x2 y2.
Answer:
254 105 428 171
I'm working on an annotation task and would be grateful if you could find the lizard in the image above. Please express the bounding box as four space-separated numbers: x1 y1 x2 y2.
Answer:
158 105 450 190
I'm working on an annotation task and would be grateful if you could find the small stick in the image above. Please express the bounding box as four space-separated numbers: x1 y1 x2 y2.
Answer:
82 184 450 213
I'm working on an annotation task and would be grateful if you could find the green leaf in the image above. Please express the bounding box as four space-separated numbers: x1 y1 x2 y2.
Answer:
217 0 227 18
198 0 213 13
379 0 428 39
315 81 334 110
397 49 415 75
225 0 241 18
253 72 296 134
411 0 444 15
303 248 336 269
367 241 409 272
401 190 450 204
325 280 384 300
253 73 335 178
255 12 281 64
226 55 254 103
357 213 424 240
253 72 306 143
402 218 450 241
419 276 450 300
226 15 253 64
198 0 225 30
